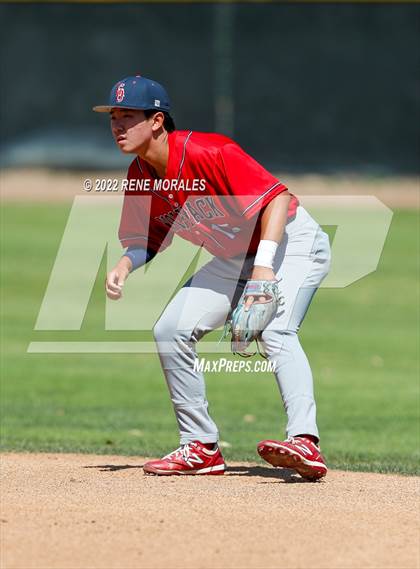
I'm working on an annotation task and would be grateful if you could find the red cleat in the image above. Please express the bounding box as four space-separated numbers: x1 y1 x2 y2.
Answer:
257 436 327 480
143 441 226 476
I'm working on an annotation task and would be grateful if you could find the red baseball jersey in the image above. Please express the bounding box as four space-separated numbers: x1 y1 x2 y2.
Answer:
119 130 298 258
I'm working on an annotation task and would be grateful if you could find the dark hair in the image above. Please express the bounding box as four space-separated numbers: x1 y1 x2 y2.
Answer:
144 109 176 133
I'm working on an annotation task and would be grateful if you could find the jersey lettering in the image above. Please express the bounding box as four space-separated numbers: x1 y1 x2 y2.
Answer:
119 130 298 257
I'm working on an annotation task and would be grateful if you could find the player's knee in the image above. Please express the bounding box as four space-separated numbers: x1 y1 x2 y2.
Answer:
153 316 174 343
260 329 298 358
153 315 191 344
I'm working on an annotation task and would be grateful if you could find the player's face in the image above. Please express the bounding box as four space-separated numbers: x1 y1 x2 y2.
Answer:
110 108 153 154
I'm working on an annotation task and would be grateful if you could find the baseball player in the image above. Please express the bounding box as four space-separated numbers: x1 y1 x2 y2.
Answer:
94 75 331 480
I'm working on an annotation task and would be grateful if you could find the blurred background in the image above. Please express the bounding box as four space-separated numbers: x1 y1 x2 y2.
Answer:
0 3 418 173
0 3 419 473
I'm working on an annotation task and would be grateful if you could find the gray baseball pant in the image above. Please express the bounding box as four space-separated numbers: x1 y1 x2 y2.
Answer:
153 206 331 444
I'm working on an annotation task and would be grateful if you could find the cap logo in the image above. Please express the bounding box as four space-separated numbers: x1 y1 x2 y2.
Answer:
154 99 160 107
116 83 125 103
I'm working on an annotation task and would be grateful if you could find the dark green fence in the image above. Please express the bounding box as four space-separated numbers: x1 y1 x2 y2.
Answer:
0 3 418 172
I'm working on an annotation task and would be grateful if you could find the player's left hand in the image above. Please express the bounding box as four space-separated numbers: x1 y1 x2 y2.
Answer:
244 266 277 311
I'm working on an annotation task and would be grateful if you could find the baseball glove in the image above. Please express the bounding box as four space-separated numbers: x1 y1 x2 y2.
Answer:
223 280 284 357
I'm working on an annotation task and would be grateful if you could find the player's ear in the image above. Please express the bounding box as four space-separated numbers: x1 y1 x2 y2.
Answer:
151 111 165 132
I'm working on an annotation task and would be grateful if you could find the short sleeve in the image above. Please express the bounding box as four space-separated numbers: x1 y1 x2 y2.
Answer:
217 143 288 220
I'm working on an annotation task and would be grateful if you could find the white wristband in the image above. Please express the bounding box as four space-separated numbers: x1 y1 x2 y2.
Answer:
254 240 278 269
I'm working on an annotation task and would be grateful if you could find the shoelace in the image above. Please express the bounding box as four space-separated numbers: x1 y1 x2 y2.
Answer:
163 442 196 461
287 436 320 450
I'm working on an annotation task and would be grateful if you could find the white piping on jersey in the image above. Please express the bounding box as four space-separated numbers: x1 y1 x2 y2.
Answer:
136 157 143 174
145 131 193 210
151 189 174 207
176 130 193 182
128 131 223 250
135 156 173 206
132 131 192 210
120 235 148 243
241 181 282 217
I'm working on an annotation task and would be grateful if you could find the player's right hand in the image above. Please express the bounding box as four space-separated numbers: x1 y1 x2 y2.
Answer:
105 267 129 300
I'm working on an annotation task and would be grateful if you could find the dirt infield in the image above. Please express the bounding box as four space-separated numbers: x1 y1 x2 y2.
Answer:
1 168 419 208
1 453 419 569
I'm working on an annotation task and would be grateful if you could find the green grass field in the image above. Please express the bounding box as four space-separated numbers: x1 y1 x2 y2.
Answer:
1 203 419 474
